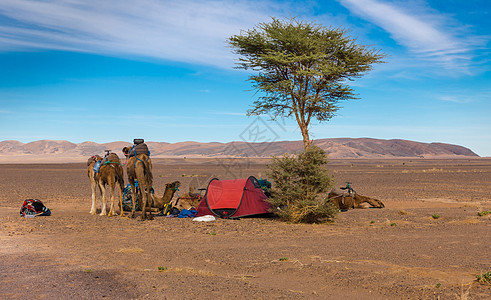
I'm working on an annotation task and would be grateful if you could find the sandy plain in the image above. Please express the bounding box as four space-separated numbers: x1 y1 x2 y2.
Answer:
0 158 490 299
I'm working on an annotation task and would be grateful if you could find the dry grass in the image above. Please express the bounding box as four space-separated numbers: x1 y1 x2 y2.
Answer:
453 282 473 300
170 267 216 277
449 218 482 225
116 247 144 253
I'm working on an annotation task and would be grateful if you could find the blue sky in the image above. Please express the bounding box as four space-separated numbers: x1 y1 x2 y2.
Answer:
0 0 490 156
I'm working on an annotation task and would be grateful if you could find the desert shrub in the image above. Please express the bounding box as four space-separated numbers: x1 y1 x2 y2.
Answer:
477 210 490 217
476 271 491 284
266 145 337 223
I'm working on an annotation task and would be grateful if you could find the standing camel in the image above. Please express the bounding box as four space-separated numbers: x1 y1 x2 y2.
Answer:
97 152 125 217
122 145 154 220
87 155 103 215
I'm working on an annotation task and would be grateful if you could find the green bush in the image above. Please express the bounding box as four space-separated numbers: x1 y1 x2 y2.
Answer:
267 145 337 223
476 271 491 284
477 210 490 217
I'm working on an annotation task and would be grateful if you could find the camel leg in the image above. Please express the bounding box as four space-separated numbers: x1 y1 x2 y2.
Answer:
140 189 147 220
99 181 107 216
137 189 143 211
107 182 116 217
117 169 125 217
119 182 125 217
129 181 137 218
146 189 154 220
90 178 97 215
141 186 153 220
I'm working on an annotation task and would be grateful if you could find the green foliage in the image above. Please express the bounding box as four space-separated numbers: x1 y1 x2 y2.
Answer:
432 214 441 219
476 271 491 284
477 210 490 217
158 266 168 271
279 257 289 261
229 17 385 148
267 145 337 223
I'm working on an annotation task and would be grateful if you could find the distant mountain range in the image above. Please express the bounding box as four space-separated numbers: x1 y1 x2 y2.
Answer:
0 138 479 162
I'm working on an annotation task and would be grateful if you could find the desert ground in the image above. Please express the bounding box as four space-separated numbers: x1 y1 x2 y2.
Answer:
1 158 490 299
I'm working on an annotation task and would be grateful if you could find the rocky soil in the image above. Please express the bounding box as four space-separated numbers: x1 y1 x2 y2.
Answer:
1 158 490 299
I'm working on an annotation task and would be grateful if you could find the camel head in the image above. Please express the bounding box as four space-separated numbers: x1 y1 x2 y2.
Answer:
153 181 181 209
165 181 181 192
122 146 131 158
368 198 385 208
355 194 385 208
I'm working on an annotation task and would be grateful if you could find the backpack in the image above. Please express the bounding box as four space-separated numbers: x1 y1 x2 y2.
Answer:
20 199 51 217
121 181 155 211
159 202 174 216
93 160 102 173
257 178 272 197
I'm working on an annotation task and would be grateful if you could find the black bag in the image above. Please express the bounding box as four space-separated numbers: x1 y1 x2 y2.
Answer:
20 199 51 217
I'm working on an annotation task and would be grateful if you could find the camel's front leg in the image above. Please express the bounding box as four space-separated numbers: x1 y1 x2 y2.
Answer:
90 180 97 215
99 182 107 216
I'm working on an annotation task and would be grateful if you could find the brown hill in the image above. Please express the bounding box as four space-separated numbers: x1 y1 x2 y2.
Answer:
0 138 479 162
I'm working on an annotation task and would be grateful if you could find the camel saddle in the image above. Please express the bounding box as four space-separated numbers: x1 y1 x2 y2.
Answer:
129 143 150 157
104 152 120 163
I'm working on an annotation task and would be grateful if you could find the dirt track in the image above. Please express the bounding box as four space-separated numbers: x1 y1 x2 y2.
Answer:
1 158 490 299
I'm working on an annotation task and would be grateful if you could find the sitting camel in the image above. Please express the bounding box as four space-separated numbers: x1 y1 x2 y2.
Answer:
97 152 125 217
155 181 181 209
141 181 181 213
122 146 154 220
87 155 103 215
174 186 202 210
328 189 385 210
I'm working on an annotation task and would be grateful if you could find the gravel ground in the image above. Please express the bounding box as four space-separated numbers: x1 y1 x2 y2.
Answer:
0 158 490 299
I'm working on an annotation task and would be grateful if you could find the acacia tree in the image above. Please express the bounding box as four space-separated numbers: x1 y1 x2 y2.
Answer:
229 18 385 150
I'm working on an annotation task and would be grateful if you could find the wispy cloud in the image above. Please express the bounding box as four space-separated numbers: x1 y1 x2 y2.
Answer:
0 0 286 68
438 96 471 104
437 89 491 104
209 111 246 116
338 0 486 73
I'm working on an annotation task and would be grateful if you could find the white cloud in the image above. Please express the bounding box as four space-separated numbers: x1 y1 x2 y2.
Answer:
438 96 470 104
338 0 484 73
0 0 285 68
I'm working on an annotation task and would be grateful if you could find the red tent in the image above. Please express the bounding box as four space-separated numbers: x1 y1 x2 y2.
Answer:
196 176 271 218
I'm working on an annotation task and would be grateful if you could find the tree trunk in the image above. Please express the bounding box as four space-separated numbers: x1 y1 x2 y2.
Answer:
300 124 312 150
